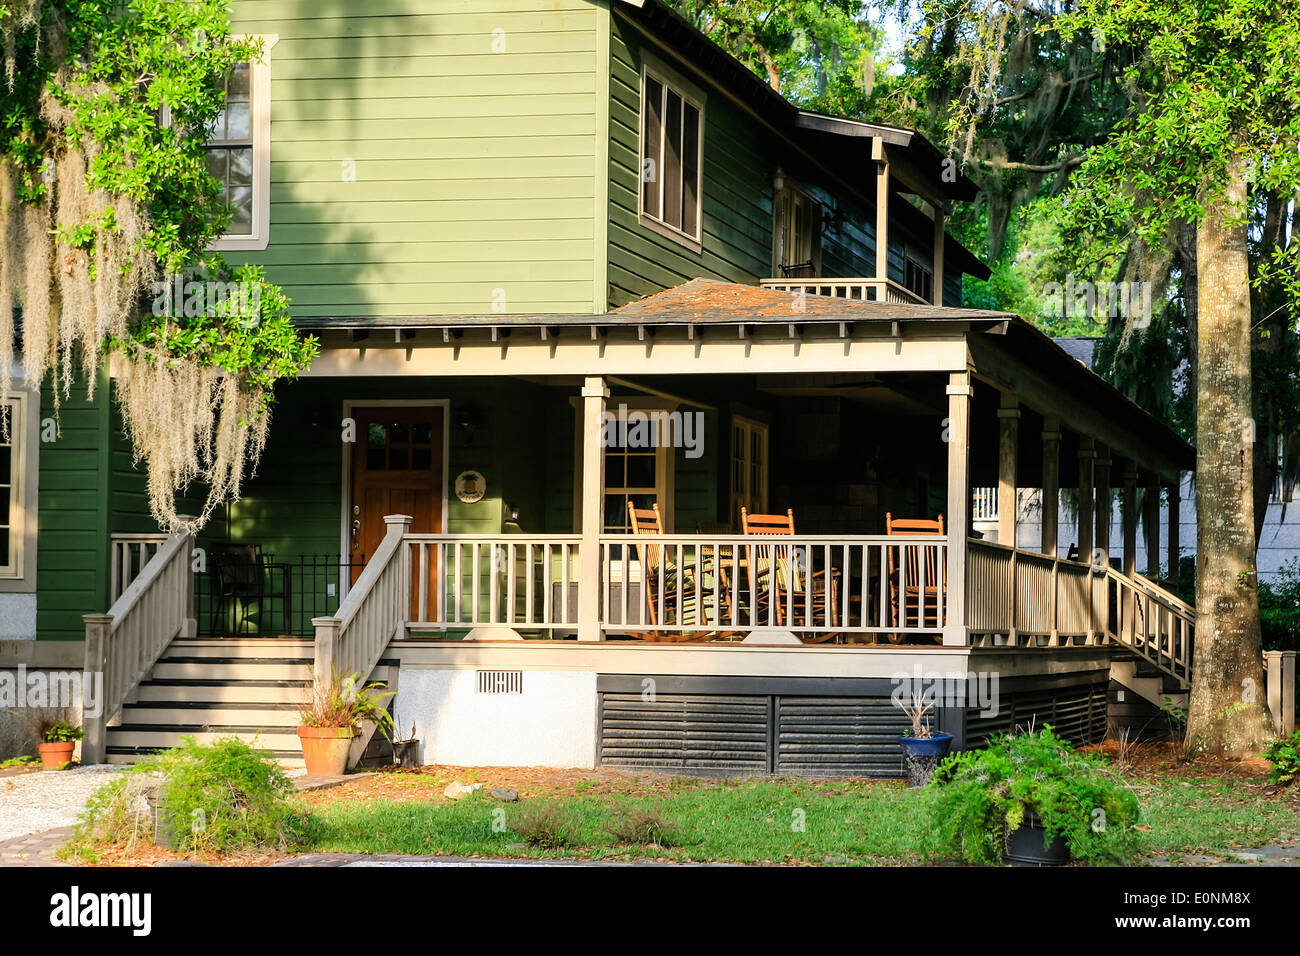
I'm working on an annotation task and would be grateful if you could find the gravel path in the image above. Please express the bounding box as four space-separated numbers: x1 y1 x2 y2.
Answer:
0 766 124 841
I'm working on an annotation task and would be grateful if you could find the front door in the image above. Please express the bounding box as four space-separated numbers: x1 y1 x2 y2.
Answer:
349 407 445 608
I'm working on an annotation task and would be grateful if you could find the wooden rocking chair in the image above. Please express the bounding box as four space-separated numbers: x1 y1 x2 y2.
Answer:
739 507 840 643
885 512 947 643
625 501 734 642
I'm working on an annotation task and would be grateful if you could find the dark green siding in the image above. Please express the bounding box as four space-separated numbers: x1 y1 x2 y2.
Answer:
608 14 773 307
36 373 111 640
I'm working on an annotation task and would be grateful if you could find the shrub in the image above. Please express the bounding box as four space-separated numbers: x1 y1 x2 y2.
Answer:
927 726 1141 866
1259 559 1300 652
606 806 684 848
1262 731 1300 785
511 800 582 849
71 737 313 856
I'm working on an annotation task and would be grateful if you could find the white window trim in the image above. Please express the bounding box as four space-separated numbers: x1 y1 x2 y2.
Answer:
730 414 769 526
637 52 706 253
772 177 822 276
210 34 278 253
0 385 39 591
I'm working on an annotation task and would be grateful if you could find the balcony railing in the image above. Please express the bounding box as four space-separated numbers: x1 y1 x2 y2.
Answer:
759 277 929 305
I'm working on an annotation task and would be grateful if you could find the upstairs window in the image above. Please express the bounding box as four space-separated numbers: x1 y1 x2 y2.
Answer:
904 255 934 303
640 62 704 248
205 37 277 251
774 180 821 278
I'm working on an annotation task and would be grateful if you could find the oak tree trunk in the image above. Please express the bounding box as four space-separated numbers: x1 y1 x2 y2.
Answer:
1189 152 1274 754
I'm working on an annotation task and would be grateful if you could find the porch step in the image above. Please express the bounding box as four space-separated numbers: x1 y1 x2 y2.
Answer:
104 640 398 769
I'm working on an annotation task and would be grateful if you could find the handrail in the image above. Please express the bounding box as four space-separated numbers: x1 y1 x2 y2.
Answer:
312 514 411 702
82 527 196 763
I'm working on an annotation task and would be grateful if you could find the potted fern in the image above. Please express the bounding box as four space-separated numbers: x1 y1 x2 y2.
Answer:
37 718 84 771
297 673 394 776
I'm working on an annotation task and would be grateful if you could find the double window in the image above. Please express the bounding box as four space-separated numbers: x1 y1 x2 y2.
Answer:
640 62 705 247
904 255 934 303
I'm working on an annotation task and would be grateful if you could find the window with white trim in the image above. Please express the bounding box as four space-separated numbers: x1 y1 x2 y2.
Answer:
774 181 821 278
0 398 26 578
640 65 704 245
205 37 276 251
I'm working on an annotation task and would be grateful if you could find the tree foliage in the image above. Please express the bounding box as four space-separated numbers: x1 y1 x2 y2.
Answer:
0 0 317 529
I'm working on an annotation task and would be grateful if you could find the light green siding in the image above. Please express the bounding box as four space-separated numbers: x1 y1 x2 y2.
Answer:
228 0 605 316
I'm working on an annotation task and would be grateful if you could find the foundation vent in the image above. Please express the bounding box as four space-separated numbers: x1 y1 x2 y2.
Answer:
477 670 523 695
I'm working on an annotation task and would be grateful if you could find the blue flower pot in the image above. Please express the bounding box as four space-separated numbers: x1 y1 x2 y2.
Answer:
898 732 953 788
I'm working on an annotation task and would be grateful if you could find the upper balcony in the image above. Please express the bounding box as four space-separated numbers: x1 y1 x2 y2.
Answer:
758 277 928 305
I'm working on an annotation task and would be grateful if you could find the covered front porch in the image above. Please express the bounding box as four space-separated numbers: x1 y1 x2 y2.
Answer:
85 282 1201 769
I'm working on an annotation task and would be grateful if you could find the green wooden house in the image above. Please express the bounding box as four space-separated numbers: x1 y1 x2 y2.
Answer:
3 0 1214 773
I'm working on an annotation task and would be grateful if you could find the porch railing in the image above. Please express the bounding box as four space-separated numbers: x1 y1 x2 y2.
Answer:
966 538 1192 686
599 534 948 639
404 534 581 631
971 487 999 522
759 277 927 304
109 533 169 603
83 527 196 763
311 515 410 701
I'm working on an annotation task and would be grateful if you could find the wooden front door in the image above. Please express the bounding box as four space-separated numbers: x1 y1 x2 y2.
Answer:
349 406 444 602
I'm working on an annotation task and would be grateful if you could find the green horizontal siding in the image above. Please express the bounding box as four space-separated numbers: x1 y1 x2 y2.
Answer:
608 14 773 307
36 372 110 640
227 0 603 317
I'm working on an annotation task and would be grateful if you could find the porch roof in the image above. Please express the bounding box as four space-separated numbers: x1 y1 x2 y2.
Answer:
296 279 1194 476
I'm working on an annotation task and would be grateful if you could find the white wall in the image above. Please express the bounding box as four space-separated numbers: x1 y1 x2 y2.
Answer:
395 668 597 769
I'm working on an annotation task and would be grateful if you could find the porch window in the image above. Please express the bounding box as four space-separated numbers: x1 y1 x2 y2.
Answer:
774 181 821 278
904 255 934 303
0 398 25 578
640 63 704 247
205 37 276 251
603 440 668 535
731 416 768 526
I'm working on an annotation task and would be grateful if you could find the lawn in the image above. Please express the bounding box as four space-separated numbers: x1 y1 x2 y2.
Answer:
290 749 1300 866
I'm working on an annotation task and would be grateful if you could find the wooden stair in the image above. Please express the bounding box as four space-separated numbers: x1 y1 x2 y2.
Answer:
104 639 397 768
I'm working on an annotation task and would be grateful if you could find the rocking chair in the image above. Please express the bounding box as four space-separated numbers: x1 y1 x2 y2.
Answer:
626 501 734 642
739 507 841 643
885 512 947 643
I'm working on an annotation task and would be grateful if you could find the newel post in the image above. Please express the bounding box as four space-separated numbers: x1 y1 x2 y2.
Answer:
81 614 112 765
311 617 340 706
178 519 198 638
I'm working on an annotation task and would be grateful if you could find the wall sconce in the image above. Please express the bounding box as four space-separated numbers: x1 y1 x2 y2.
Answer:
822 205 845 235
453 404 481 442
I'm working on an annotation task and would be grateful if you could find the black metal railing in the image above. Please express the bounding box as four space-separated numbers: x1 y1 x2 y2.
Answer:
195 552 368 639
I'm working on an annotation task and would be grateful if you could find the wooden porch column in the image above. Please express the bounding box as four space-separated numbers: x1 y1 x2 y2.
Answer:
81 614 112 765
944 370 972 646
578 377 608 642
997 393 1019 546
932 205 945 305
873 140 890 283
1093 448 1111 568
1122 463 1138 578
1076 437 1095 564
1167 477 1181 584
1144 472 1161 580
1041 417 1060 556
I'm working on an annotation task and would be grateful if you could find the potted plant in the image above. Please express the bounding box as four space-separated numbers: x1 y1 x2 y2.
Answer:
895 691 953 788
37 718 84 771
927 725 1141 866
297 672 394 776
392 722 420 769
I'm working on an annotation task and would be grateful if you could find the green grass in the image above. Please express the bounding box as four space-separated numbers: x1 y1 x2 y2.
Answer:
298 773 1300 865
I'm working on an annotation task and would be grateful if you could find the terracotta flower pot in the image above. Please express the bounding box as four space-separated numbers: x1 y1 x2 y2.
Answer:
297 726 356 776
37 741 76 771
